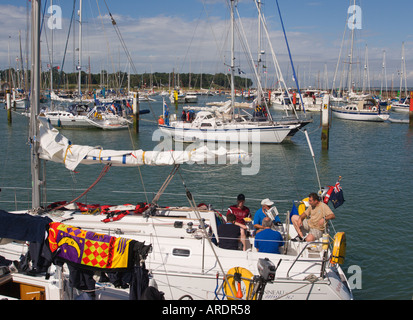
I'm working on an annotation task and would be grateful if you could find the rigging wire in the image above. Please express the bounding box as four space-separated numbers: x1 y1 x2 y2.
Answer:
175 167 237 299
48 163 112 212
58 0 77 89
275 0 305 113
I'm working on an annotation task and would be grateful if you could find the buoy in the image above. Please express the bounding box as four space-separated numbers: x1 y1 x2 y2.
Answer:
330 232 346 265
297 197 309 215
223 267 255 300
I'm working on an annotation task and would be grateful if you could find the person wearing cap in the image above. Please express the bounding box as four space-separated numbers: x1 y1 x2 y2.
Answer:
253 198 281 234
227 194 251 226
227 194 251 250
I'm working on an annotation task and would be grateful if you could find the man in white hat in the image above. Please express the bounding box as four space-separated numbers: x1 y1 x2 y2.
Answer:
253 198 281 234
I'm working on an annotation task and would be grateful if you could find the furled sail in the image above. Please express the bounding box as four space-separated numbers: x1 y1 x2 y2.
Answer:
38 118 251 171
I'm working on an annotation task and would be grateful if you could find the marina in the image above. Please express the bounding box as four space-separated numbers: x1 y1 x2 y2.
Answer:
1 94 413 300
1 0 413 301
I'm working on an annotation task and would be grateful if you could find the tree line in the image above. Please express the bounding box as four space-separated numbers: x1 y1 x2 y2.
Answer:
1 68 253 91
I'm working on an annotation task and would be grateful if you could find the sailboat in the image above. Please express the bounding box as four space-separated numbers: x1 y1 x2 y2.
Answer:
159 0 311 144
390 43 410 113
0 0 352 301
0 117 352 300
39 103 131 130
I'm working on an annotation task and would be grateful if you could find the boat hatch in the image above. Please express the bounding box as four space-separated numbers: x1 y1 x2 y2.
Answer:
172 248 191 257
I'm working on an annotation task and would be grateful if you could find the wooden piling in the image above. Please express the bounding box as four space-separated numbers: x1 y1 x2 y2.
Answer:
410 92 413 128
133 92 139 133
6 90 12 124
321 94 330 150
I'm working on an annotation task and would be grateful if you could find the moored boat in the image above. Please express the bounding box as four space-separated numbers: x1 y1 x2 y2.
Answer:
332 97 389 122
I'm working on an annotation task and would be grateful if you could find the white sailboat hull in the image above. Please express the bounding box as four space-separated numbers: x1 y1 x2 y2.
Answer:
40 114 97 129
332 108 389 122
159 123 297 144
0 208 353 300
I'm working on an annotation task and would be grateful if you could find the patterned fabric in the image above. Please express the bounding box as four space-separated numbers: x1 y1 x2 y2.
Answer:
48 222 136 271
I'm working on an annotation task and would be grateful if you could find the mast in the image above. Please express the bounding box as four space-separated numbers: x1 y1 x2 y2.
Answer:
399 42 407 100
30 0 41 209
230 0 235 118
78 0 82 100
257 0 262 105
348 0 356 93
362 44 368 94
50 0 54 109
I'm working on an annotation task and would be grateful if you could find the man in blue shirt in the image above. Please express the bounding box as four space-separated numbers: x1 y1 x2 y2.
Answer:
253 198 281 234
254 217 284 254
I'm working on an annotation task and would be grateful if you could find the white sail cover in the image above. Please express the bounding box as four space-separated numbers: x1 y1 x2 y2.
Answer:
38 118 251 171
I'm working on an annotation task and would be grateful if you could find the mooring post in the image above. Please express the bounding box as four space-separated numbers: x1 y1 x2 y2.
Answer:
321 94 330 150
410 91 413 127
133 92 139 133
6 89 12 124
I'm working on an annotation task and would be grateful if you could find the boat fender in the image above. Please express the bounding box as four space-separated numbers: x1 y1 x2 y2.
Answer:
297 197 309 215
330 232 346 265
224 267 255 300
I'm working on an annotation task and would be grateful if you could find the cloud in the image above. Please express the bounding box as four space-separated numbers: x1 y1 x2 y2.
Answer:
0 5 29 69
2 3 412 88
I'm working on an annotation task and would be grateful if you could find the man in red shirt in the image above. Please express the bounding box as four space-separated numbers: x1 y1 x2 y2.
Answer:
227 194 250 250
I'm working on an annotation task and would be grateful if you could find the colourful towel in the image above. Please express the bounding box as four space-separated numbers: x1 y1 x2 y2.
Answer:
48 222 136 271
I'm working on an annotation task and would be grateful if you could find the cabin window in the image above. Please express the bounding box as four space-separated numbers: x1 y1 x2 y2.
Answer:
172 248 190 257
201 123 212 127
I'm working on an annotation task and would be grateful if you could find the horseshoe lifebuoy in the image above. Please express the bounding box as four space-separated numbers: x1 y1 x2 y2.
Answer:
223 267 255 300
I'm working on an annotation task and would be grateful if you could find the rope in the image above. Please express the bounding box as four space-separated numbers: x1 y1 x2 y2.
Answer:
48 163 112 212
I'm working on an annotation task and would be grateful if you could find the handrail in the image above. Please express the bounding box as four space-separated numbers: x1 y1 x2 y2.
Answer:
286 240 329 278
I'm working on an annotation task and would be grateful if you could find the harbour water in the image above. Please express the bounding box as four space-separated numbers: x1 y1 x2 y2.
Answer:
1 97 412 300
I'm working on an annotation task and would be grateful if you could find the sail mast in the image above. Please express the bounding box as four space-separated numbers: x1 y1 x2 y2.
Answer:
257 0 262 105
230 0 235 119
78 0 83 100
348 0 356 93
30 0 41 209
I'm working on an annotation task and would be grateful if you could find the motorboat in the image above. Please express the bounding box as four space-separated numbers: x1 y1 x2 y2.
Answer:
332 97 389 122
391 97 410 113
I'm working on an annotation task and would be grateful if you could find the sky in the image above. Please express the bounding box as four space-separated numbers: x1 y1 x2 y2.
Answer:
1 0 413 88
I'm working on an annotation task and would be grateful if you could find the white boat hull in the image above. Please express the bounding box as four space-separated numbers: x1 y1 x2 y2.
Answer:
159 123 297 144
0 208 353 300
40 115 97 129
332 108 389 122
391 104 410 113
14 98 28 109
